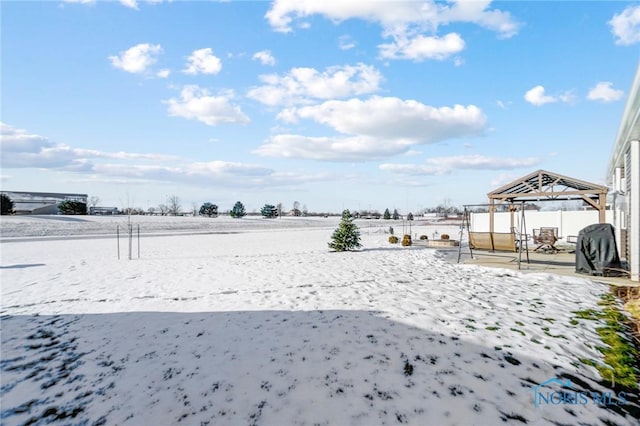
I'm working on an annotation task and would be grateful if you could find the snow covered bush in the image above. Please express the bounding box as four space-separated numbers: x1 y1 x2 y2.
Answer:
389 236 399 244
441 234 450 240
419 235 428 240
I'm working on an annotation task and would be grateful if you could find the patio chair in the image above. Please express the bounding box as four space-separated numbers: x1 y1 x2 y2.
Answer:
533 227 558 253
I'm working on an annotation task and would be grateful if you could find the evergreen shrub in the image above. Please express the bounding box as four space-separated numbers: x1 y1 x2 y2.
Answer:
328 210 362 252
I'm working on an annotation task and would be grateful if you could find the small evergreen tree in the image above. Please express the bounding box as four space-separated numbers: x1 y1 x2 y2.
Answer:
199 202 218 217
328 209 362 252
383 208 391 220
261 204 278 218
230 201 246 218
392 209 400 220
1 194 14 215
58 200 87 215
407 212 414 221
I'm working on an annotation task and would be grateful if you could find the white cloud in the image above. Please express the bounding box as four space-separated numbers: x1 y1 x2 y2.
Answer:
524 86 555 106
183 48 222 75
108 43 162 74
254 134 413 161
1 123 328 188
587 81 624 102
164 85 250 126
524 85 573 106
379 155 540 175
338 35 356 50
265 0 520 60
252 50 276 66
0 123 77 168
156 69 171 78
439 0 519 38
120 0 139 10
247 63 383 106
0 123 178 169
64 0 168 6
255 97 487 161
379 32 465 61
266 0 518 36
279 97 486 140
609 5 640 45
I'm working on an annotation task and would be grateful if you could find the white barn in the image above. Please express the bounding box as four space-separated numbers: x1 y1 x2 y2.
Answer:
1 191 88 215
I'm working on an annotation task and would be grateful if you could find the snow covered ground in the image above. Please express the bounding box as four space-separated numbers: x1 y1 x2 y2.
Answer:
1 215 638 425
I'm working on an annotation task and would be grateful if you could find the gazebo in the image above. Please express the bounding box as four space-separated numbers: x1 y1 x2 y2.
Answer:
487 170 608 234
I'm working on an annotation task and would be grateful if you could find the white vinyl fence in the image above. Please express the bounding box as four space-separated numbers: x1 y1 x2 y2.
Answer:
470 210 613 239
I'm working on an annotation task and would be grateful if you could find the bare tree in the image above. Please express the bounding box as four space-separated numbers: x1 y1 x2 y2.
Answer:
293 201 301 216
168 195 181 216
158 204 169 216
89 196 100 208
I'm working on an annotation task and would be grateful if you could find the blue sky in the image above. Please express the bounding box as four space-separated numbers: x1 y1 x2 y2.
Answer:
2 1 639 214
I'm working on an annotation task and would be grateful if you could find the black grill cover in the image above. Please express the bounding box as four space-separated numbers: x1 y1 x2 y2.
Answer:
575 223 622 276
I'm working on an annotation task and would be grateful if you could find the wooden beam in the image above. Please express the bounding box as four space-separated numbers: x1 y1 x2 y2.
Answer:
581 195 599 210
488 189 606 199
538 172 542 192
599 192 606 223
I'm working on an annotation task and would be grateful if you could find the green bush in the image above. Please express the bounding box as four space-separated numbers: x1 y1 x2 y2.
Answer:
58 200 87 215
230 201 246 218
261 204 278 218
441 234 450 240
401 234 412 247
389 236 399 244
1 194 14 215
419 235 428 240
199 202 218 217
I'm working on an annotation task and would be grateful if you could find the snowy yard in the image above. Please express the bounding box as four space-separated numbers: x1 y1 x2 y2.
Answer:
1 216 638 425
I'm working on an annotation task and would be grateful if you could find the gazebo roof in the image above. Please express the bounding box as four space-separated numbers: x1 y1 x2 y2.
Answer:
488 169 608 202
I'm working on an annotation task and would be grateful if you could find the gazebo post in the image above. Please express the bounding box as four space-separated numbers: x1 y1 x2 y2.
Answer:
599 192 606 223
509 201 515 232
489 198 495 234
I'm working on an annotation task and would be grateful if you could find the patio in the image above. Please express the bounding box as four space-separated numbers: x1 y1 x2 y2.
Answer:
457 246 636 287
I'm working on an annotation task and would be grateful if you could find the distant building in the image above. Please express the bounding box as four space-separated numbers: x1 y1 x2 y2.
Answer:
1 191 88 215
608 62 640 282
89 206 119 215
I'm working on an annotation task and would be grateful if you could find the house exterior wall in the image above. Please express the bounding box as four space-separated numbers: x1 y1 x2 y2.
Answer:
607 62 640 281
